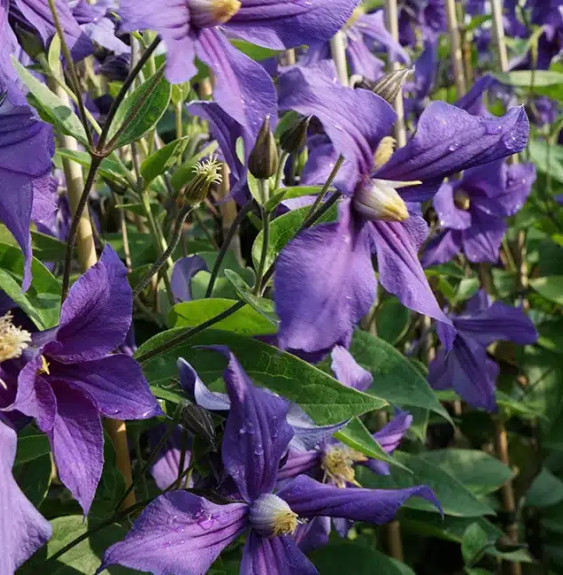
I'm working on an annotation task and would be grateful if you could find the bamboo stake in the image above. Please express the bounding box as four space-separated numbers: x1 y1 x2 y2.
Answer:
330 31 349 87
445 0 467 97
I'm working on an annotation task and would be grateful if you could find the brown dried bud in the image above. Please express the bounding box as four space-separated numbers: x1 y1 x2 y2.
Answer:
248 116 278 179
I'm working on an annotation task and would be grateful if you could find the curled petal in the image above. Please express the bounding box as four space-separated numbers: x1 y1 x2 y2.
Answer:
330 345 373 392
177 358 231 412
170 255 209 303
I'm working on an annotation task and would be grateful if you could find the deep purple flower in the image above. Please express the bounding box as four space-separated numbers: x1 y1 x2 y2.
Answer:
99 348 438 575
120 0 358 137
423 159 536 266
428 291 538 411
0 418 52 572
398 0 447 46
11 245 162 513
0 99 55 290
274 63 529 355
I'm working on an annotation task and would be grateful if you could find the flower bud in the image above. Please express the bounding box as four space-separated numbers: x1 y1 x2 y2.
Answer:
187 0 241 28
353 179 412 222
179 400 217 448
280 115 311 154
184 157 222 206
360 68 413 104
248 116 278 180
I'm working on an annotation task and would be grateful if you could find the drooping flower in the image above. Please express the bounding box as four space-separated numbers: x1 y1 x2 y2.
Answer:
0 418 52 573
0 99 55 290
11 245 163 513
428 291 538 411
99 347 439 575
422 159 536 266
119 0 359 137
274 63 529 355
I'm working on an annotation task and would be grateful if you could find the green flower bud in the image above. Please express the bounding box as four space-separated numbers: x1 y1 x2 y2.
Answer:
184 157 222 206
248 116 278 180
280 115 311 154
356 68 413 104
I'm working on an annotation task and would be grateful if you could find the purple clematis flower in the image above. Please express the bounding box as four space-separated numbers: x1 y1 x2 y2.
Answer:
0 418 52 572
119 0 358 137
10 245 162 513
274 63 529 355
428 291 538 411
398 0 447 46
0 99 55 290
170 255 209 303
99 347 439 575
422 159 536 266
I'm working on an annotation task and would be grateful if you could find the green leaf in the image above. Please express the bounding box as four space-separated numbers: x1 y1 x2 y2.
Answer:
349 330 452 424
376 298 411 344
230 39 281 61
311 541 415 575
15 429 51 466
0 242 61 329
108 69 171 149
56 149 130 188
359 452 495 517
136 329 386 424
530 276 563 305
12 58 89 146
30 231 67 262
264 185 323 212
495 70 563 101
461 522 491 565
13 454 52 508
335 417 409 472
420 449 514 496
526 468 563 508
252 203 338 270
528 140 563 184
140 136 190 183
168 298 276 335
223 269 278 326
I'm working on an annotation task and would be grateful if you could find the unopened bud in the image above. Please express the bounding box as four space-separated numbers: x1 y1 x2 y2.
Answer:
248 116 278 180
354 178 414 222
179 400 217 448
184 157 222 206
14 24 45 59
362 68 414 104
453 189 471 210
280 115 311 154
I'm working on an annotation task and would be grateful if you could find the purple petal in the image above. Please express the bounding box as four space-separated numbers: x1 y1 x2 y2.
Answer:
367 411 412 475
369 219 455 343
45 245 132 361
421 230 461 268
330 345 373 391
279 474 441 523
275 201 377 354
149 425 192 491
455 74 496 116
294 515 331 554
240 532 318 575
177 357 231 412
216 346 294 501
0 6 25 105
226 0 358 50
278 63 396 182
99 491 247 575
287 404 347 452
495 162 536 217
195 29 276 139
461 212 506 263
375 103 530 202
0 420 51 572
48 381 103 514
49 355 162 420
433 182 471 230
346 33 385 81
277 448 320 483
170 255 209 303
357 11 410 66
119 0 197 84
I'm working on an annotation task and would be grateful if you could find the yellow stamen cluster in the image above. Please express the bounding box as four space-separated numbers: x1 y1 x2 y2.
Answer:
321 445 368 488
211 0 242 24
271 508 299 537
0 312 31 363
374 136 396 169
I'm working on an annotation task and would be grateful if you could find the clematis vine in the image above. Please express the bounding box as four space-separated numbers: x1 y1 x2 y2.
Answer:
428 291 538 411
273 63 529 355
99 347 439 575
8 245 162 513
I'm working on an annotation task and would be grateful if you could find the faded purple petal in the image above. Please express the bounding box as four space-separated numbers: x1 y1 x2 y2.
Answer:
170 255 209 303
276 201 377 354
149 426 192 491
99 491 247 575
330 345 373 391
0 420 51 572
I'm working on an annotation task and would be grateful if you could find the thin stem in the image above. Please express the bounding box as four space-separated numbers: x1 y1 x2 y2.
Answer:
274 152 290 191
47 0 93 148
133 203 193 298
254 205 271 295
303 155 344 226
174 429 190 489
136 300 246 364
205 200 254 297
61 155 103 302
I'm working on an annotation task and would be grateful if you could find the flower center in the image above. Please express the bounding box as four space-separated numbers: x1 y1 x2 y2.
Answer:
0 312 31 363
354 178 417 222
187 0 241 28
321 445 367 488
453 189 471 210
249 494 298 537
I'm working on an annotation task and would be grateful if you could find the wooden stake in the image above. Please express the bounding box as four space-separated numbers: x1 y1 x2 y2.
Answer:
445 0 467 97
330 31 349 87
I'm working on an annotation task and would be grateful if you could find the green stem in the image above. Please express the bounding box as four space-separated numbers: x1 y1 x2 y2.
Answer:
254 203 271 295
303 155 344 227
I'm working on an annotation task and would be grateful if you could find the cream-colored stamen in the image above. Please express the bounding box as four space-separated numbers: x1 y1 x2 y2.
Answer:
0 312 31 363
249 494 299 537
321 445 367 489
374 136 396 169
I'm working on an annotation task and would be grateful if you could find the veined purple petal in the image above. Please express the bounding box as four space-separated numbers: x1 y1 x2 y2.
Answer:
433 182 471 230
278 63 396 182
170 255 209 303
422 230 461 268
375 102 529 202
99 491 248 575
279 474 441 522
0 2 26 105
294 515 331 554
356 11 410 66
275 201 377 354
461 212 506 263
0 420 51 573
455 74 496 116
287 404 347 452
366 411 412 475
330 345 373 392
226 0 358 50
195 28 276 139
45 245 132 362
346 32 386 81
49 354 162 420
277 448 320 482
48 381 103 514
215 346 293 502
240 532 318 575
177 357 231 412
